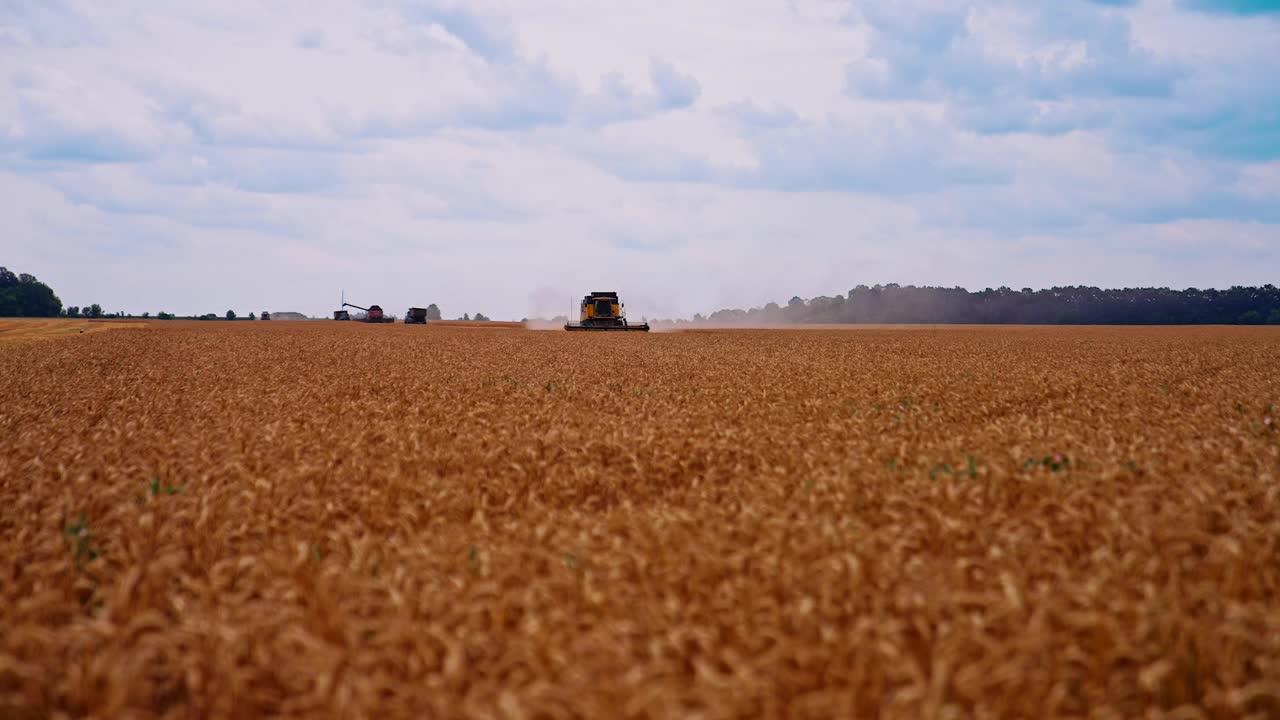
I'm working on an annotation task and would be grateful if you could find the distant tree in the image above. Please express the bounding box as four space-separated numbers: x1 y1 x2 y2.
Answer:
67 306 80 318
473 313 490 322
142 312 151 318
426 303 442 320
157 311 174 320
226 309 237 320
0 267 63 317
86 304 103 319
687 285 1280 326
247 311 257 320
461 313 471 321
1269 308 1280 325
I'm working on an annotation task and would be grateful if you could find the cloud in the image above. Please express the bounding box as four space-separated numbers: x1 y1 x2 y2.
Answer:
738 114 1010 193
0 0 102 48
648 58 702 109
1180 0 1280 15
715 101 800 130
392 3 520 62
841 0 1280 175
572 58 702 126
0 65 182 166
1 3 702 164
0 0 1277 319
846 3 1182 109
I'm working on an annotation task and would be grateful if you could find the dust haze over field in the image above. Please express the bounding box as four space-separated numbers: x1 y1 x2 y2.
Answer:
2 321 1278 718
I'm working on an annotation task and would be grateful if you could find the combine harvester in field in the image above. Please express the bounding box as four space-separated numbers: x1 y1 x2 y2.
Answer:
404 307 428 325
340 302 386 323
564 291 649 332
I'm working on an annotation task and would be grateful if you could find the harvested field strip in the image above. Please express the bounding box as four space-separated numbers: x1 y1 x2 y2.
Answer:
0 318 143 345
1 322 1278 718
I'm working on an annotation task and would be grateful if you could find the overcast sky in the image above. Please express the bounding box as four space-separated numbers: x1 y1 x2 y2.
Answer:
3 1 1278 319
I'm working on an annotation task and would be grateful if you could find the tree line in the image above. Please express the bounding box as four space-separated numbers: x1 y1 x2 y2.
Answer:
0 267 275 320
0 267 63 317
665 285 1280 326
7 265 1278 325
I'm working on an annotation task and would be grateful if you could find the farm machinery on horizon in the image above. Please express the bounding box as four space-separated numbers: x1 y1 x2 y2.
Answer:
333 290 429 325
564 291 649 332
338 302 386 323
327 290 651 330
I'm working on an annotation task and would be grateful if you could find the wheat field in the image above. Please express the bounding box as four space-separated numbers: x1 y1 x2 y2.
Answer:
1 321 1277 719
0 318 141 345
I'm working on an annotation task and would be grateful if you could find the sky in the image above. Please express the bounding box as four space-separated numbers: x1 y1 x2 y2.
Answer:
2 0 1278 320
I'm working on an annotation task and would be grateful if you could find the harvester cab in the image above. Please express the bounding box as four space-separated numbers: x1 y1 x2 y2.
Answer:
564 291 650 332
404 307 428 324
342 302 386 323
333 310 350 321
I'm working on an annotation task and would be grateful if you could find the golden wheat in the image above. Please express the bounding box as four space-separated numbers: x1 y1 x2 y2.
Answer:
0 318 141 345
1 321 1277 719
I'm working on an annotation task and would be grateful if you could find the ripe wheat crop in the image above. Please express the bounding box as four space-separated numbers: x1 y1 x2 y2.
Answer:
0 318 140 345
1 321 1278 718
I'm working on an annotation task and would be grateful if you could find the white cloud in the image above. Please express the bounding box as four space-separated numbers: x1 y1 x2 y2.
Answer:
0 0 1277 319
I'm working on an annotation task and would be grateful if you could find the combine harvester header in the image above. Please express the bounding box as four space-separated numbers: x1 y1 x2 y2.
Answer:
564 291 649 332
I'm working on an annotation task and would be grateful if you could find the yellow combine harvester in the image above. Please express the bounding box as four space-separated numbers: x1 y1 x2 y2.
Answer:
564 291 650 332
